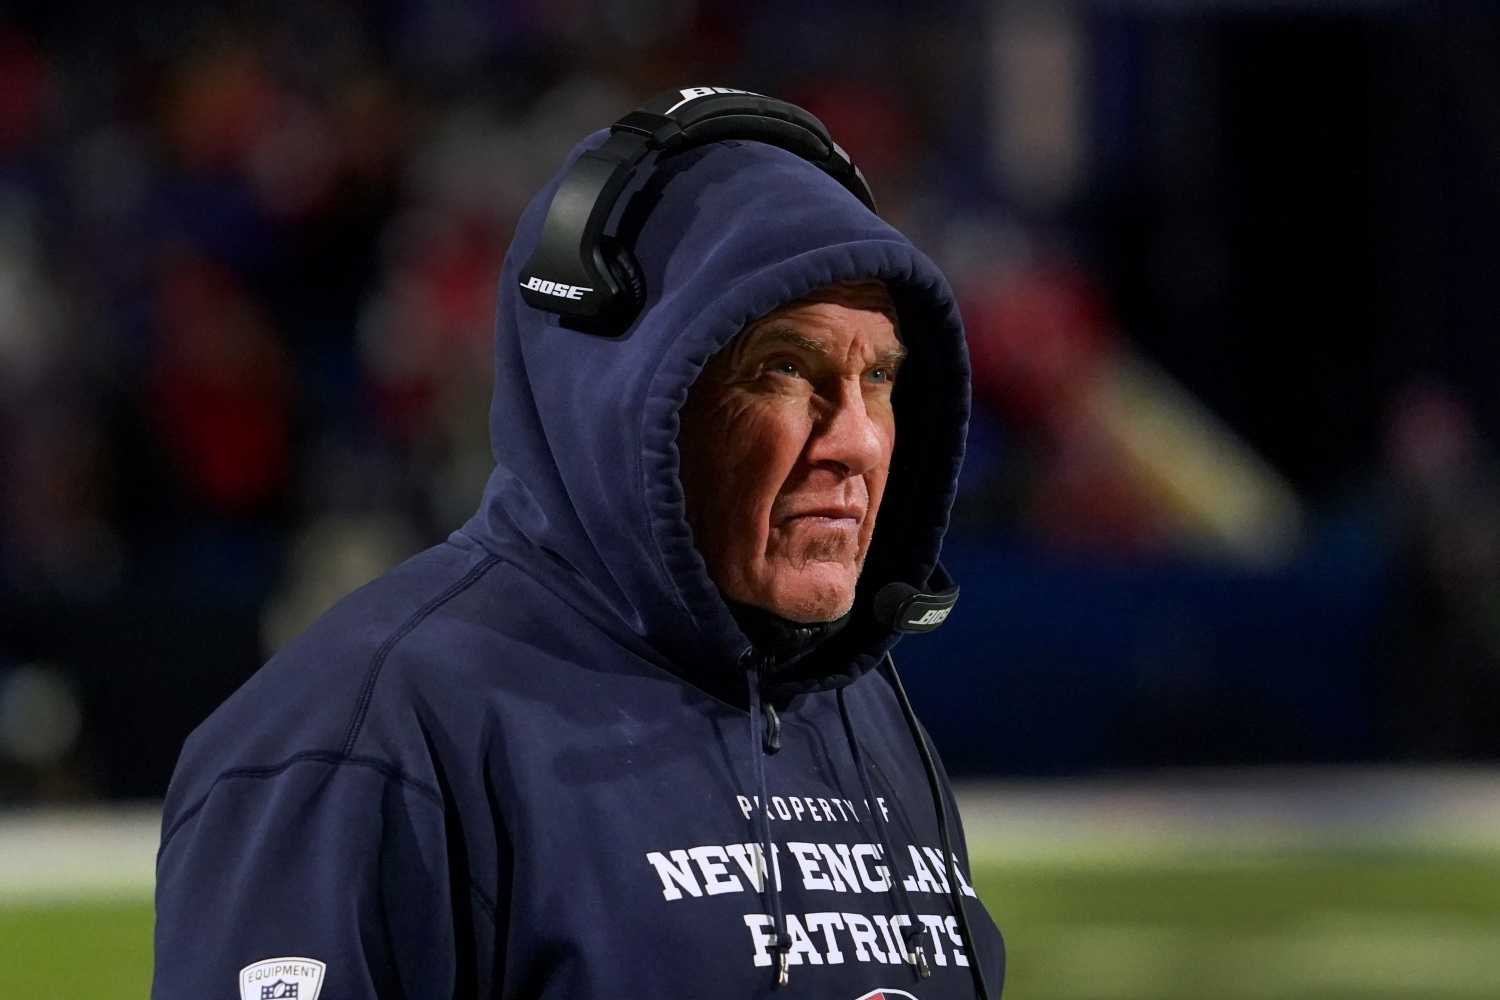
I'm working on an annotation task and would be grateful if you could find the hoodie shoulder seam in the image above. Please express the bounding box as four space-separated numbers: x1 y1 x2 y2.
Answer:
158 749 444 853
340 553 503 756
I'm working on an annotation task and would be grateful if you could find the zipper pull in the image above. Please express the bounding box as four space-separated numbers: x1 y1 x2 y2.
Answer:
763 702 781 754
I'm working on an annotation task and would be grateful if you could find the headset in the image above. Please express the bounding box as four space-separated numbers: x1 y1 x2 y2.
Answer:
518 86 878 336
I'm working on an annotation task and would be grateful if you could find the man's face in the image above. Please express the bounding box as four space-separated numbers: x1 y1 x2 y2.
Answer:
679 282 904 623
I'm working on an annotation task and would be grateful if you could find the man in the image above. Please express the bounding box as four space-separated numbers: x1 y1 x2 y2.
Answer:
153 95 1004 999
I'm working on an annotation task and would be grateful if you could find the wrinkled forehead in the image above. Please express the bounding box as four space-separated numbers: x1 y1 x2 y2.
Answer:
703 279 903 379
754 278 900 337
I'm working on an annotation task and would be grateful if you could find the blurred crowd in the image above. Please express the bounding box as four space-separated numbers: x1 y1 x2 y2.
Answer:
0 0 1018 799
2 0 1499 799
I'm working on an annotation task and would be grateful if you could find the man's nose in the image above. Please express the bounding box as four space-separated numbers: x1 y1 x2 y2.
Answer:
805 379 886 476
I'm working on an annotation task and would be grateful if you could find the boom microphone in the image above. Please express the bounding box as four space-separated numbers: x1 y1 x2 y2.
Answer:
874 582 960 634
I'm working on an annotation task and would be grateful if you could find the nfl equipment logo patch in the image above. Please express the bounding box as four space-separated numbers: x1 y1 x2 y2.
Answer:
854 991 921 1000
239 957 325 1000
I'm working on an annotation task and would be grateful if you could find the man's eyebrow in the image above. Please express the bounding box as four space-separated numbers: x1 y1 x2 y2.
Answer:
757 326 827 354
753 327 908 366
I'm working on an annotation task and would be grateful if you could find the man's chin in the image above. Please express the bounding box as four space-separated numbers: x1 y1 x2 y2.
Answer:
756 563 860 624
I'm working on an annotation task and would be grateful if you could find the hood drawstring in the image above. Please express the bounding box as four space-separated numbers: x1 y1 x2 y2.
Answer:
836 684 931 979
744 643 991 1000
880 653 994 1000
734 606 847 986
745 651 791 985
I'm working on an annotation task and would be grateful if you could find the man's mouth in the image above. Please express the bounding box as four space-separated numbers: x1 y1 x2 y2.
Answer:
781 505 863 526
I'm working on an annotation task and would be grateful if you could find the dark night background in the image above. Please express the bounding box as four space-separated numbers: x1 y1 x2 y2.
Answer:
2 0 1499 801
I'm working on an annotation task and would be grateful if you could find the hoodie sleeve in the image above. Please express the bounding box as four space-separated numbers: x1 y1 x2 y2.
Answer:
152 754 490 1000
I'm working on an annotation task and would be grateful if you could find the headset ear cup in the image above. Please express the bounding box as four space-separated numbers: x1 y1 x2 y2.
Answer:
598 235 646 322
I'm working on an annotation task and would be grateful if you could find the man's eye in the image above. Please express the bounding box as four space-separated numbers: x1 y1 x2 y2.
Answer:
768 360 800 377
868 367 894 384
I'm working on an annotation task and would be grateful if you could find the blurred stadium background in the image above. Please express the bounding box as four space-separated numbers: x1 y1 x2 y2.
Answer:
2 0 1500 996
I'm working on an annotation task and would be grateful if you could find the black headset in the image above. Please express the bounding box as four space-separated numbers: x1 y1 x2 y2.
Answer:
518 86 878 336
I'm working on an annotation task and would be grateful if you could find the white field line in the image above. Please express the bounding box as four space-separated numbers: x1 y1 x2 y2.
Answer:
0 803 159 905
2 768 1499 904
955 767 1500 867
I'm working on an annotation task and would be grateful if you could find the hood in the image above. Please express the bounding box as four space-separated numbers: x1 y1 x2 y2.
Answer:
460 129 969 704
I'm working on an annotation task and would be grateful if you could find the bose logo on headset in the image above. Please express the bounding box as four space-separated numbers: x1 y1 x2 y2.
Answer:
910 608 951 627
521 276 592 301
664 86 764 114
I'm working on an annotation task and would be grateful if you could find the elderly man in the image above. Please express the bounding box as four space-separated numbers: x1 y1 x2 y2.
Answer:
153 90 1003 1000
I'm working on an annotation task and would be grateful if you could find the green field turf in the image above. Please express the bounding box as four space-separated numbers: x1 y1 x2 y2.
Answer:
0 901 154 1000
976 853 1500 999
4 853 1499 999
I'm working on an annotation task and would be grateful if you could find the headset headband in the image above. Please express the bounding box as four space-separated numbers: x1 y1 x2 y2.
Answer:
518 86 877 334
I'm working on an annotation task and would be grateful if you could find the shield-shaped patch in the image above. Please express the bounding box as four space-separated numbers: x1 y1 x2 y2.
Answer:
239 957 326 1000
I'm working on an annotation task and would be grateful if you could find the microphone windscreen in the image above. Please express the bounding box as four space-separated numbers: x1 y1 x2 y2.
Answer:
874 582 918 626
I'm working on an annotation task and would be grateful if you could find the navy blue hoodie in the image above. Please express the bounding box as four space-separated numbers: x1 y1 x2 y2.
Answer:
153 130 1004 1000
